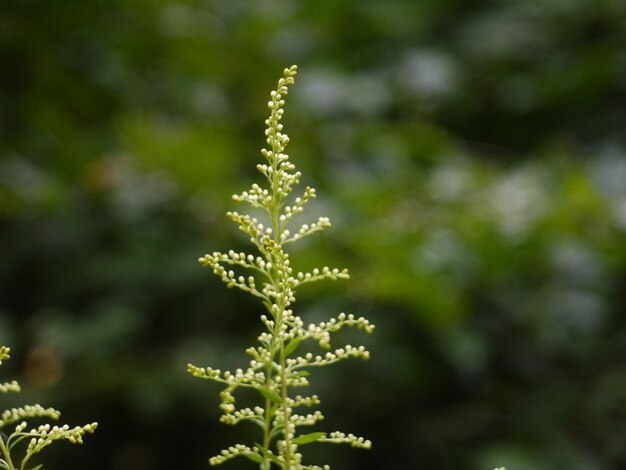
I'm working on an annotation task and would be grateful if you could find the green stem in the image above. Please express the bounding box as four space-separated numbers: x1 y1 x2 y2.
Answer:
279 336 292 470
0 434 15 470
261 364 273 470
261 297 281 470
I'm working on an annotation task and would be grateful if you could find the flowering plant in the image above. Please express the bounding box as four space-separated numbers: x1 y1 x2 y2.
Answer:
188 65 374 470
0 346 97 470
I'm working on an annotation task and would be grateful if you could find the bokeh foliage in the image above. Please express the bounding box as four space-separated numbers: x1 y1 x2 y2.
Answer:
1 1 625 469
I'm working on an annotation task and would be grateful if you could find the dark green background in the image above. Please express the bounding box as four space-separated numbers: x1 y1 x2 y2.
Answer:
1 1 626 469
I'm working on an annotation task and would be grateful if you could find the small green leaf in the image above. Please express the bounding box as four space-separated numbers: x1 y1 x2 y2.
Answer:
243 452 263 464
284 337 303 356
268 401 278 419
262 360 280 372
291 370 310 378
292 432 327 445
259 387 282 405
270 424 284 439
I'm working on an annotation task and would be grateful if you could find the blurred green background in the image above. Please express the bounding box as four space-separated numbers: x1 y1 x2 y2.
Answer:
1 1 626 469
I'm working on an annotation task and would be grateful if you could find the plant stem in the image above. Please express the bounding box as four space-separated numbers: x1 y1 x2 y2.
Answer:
262 362 273 470
0 435 15 470
279 335 291 470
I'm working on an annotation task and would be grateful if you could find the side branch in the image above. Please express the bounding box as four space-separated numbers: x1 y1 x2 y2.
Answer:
281 217 332 244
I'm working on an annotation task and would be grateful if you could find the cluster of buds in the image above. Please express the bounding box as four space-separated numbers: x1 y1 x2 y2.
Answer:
0 346 97 470
189 66 374 469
